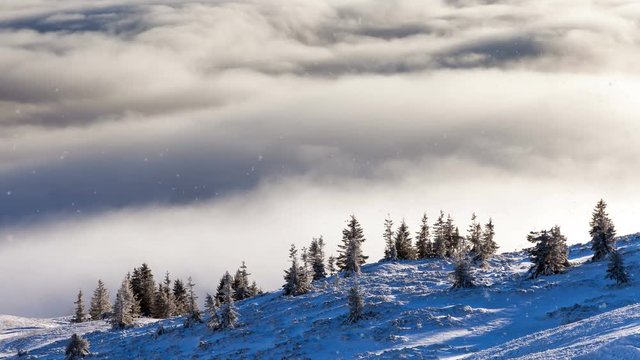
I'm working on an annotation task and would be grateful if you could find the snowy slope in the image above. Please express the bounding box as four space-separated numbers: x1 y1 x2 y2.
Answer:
2 234 640 359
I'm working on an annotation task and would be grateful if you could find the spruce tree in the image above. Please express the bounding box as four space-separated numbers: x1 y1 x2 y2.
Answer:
467 213 483 261
65 333 89 359
347 281 364 323
527 226 570 278
153 283 174 319
216 272 234 304
479 218 498 263
233 263 251 301
89 280 111 320
433 211 448 258
606 250 629 285
248 281 261 297
112 277 137 329
72 290 85 323
205 293 220 330
383 216 397 261
415 213 433 259
283 244 312 296
309 237 327 281
172 279 188 315
337 215 368 275
590 199 616 261
444 214 459 258
395 219 415 260
219 274 238 329
451 258 475 289
130 263 155 317
327 255 337 276
185 277 201 323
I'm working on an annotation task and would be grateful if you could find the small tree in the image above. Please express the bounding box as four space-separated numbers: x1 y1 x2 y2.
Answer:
233 263 251 301
347 281 365 323
527 226 570 278
130 263 155 317
606 250 629 285
65 334 89 359
219 275 238 329
112 277 137 329
451 258 475 289
205 293 220 330
283 245 312 296
185 277 201 324
172 279 188 315
383 215 397 261
433 211 448 258
337 215 368 275
309 237 327 281
327 255 337 276
467 213 483 260
415 213 433 259
478 218 498 265
395 219 415 260
89 280 111 321
590 199 616 261
72 290 85 323
153 283 175 319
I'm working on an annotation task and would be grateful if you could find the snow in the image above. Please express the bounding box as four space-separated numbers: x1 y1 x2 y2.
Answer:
2 234 640 359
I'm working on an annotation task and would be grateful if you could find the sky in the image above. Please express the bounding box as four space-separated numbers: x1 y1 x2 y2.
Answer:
1 0 640 317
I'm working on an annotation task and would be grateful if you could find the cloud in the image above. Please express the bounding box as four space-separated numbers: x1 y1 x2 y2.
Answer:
0 0 639 316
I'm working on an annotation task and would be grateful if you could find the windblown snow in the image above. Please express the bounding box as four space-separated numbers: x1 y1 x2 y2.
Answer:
2 234 640 359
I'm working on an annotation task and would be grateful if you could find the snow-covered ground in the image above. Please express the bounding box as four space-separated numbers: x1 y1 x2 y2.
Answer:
2 234 640 359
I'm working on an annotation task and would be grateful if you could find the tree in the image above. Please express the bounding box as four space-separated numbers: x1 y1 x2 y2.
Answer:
480 219 498 261
395 219 415 260
89 280 111 320
337 215 368 276
65 334 89 359
153 283 175 319
337 215 368 273
451 258 475 289
590 199 616 261
415 213 433 259
327 255 337 276
130 263 155 317
606 250 629 285
467 213 483 261
185 277 201 324
527 226 570 279
383 215 397 261
172 279 188 315
233 262 252 301
433 211 448 258
347 281 364 323
309 237 327 281
444 214 460 258
112 277 137 329
283 244 312 296
216 272 234 304
205 293 220 330
72 290 85 323
219 273 238 329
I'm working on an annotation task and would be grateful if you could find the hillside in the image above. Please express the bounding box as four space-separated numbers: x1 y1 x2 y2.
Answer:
2 234 640 359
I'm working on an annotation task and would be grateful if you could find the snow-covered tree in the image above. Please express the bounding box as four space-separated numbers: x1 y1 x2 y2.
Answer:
153 283 174 319
248 281 261 297
433 211 448 258
184 277 201 324
479 219 498 263
395 219 415 260
219 274 238 329
205 293 220 330
283 244 312 296
327 255 337 276
527 226 570 279
216 272 234 304
112 277 137 329
172 278 188 315
65 333 89 359
451 258 475 289
130 263 155 317
347 281 365 323
233 262 251 301
89 280 111 320
590 199 616 261
606 250 629 285
309 237 327 281
383 215 397 261
337 215 368 276
467 213 483 261
72 290 85 323
444 214 460 258
416 213 433 259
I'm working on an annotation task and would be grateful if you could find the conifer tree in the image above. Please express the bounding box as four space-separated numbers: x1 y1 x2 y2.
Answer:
185 277 201 323
89 280 111 321
347 281 364 323
112 277 137 329
72 290 85 323
478 218 498 264
527 226 570 278
172 279 188 315
309 237 327 281
606 250 629 285
65 333 89 359
433 211 448 258
337 215 368 276
415 213 433 259
233 263 251 301
153 283 175 319
383 216 397 261
248 281 261 297
590 199 616 261
394 219 415 260
205 293 220 330
451 258 475 289
327 255 337 276
444 214 459 258
283 244 312 296
216 272 234 304
467 213 483 261
130 263 155 317
219 274 238 329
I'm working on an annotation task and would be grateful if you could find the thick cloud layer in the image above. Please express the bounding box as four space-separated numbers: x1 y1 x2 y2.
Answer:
1 0 639 316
